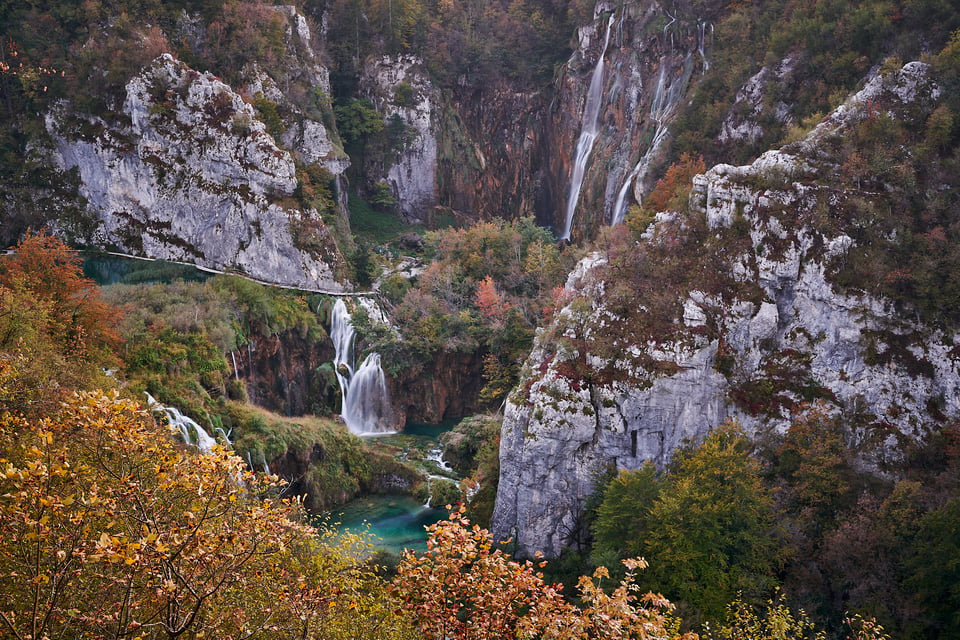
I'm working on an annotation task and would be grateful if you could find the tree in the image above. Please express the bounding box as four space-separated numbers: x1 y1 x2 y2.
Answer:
0 382 414 640
774 406 858 537
0 229 121 365
639 154 706 218
475 274 510 323
644 421 783 626
523 237 561 296
701 593 827 640
392 508 690 640
905 496 960 638
591 463 661 564
0 229 123 412
334 98 385 147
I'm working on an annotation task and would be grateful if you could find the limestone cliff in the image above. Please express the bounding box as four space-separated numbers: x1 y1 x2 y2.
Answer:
360 55 440 224
492 62 960 558
43 7 350 290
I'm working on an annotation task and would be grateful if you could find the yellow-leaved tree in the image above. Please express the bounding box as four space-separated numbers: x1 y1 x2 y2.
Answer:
0 373 414 640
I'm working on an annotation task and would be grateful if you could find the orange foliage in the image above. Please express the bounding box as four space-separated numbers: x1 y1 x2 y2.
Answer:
0 229 122 361
0 386 412 640
392 508 689 640
475 275 511 322
643 153 706 215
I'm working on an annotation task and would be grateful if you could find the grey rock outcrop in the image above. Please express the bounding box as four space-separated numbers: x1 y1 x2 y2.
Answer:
492 62 960 558
47 54 346 290
361 55 440 224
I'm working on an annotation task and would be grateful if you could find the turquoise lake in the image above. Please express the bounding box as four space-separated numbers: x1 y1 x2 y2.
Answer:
327 495 449 555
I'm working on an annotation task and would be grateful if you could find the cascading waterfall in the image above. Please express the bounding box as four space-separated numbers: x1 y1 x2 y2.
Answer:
145 392 218 453
560 14 615 241
611 64 672 225
697 20 713 72
331 299 394 435
611 16 695 226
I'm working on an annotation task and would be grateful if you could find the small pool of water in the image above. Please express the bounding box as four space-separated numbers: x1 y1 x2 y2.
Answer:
326 495 449 555
82 252 211 285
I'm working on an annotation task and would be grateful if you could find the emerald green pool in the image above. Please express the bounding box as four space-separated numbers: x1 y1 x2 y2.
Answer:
327 495 449 555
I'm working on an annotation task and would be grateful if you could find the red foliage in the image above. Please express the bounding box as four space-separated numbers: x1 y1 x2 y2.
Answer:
0 229 122 359
643 153 706 214
475 274 511 322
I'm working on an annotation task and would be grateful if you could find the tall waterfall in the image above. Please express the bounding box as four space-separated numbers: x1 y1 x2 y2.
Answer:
611 63 694 225
331 299 394 435
560 14 615 241
611 15 708 226
697 20 713 72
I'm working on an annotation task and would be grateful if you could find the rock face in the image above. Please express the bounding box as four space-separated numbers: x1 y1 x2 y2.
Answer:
46 54 344 290
231 329 336 417
44 6 350 290
391 350 485 426
491 62 960 558
361 55 440 224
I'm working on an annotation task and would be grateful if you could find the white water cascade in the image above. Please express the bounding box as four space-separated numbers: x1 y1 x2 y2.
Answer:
145 392 218 453
611 54 697 223
697 20 713 72
560 14 615 241
611 14 711 226
330 299 394 435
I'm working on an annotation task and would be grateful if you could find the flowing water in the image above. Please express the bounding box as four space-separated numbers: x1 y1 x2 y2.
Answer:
330 299 394 435
611 60 697 223
328 420 461 552
560 14 615 241
145 392 218 453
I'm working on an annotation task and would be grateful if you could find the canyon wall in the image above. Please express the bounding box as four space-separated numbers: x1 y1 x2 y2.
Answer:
492 62 960 558
45 9 349 290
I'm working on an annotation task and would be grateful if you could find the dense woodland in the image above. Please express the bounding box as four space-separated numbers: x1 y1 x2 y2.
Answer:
2 0 960 638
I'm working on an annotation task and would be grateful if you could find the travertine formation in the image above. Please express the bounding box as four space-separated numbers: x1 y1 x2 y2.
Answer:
46 9 348 290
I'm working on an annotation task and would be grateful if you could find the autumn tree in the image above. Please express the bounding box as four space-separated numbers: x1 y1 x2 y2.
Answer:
475 274 510 323
0 380 414 640
637 153 706 218
0 229 123 412
645 421 783 625
392 508 689 640
774 406 860 538
591 422 783 627
0 229 121 362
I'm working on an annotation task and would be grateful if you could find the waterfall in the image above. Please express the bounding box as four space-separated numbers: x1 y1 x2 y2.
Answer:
330 299 394 435
560 14 615 241
426 445 454 474
145 392 218 453
697 21 713 72
611 51 693 226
